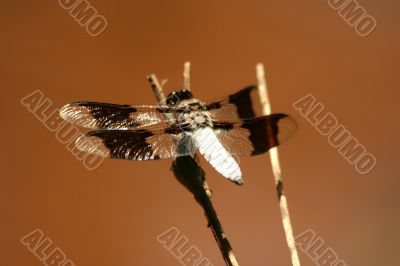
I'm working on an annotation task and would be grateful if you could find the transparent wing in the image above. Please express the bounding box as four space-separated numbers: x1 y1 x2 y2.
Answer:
206 86 264 122
60 102 185 130
214 114 297 156
75 127 196 160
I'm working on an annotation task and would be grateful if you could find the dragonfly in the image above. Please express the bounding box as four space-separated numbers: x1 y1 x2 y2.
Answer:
59 86 296 185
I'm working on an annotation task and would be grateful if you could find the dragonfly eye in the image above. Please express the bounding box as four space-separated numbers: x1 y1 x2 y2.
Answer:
166 92 178 106
166 90 193 106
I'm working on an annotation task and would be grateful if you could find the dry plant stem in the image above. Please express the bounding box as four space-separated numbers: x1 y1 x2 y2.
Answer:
147 64 239 266
256 63 301 266
183 62 191 91
147 74 166 104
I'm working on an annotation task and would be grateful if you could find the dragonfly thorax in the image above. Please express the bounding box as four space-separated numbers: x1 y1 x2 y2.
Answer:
179 110 212 129
176 101 213 130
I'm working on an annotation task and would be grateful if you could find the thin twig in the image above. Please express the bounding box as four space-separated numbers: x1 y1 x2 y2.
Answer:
256 63 301 266
147 63 239 266
147 74 166 104
183 62 191 91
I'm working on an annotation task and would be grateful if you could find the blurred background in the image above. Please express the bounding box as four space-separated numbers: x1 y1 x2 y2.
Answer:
1 0 399 265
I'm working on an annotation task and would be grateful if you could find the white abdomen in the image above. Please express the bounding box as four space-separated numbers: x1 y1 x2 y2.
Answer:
193 127 243 184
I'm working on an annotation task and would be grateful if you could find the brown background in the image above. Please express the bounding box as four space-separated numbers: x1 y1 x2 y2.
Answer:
1 0 399 265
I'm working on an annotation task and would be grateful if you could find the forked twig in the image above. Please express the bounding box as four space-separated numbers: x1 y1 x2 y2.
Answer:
256 63 301 266
147 62 239 266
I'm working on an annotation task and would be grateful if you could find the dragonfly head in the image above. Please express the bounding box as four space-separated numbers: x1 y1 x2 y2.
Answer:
166 90 193 106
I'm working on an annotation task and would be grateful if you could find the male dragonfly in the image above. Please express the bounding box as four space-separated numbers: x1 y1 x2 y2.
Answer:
59 86 296 184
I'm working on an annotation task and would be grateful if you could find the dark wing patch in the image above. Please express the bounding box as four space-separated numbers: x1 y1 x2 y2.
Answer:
59 102 182 130
213 114 297 156
206 86 263 122
75 127 196 160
